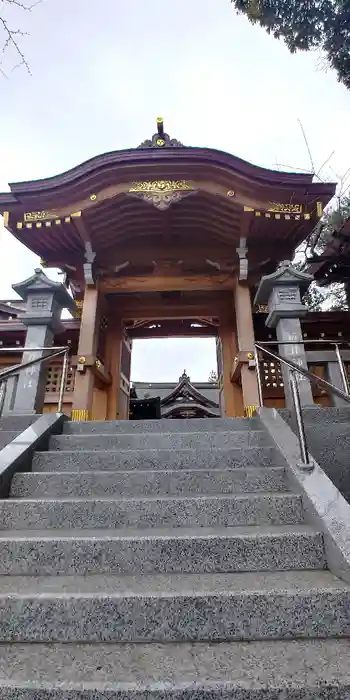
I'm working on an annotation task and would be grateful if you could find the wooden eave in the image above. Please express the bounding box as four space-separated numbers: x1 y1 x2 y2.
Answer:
0 146 336 282
0 154 335 219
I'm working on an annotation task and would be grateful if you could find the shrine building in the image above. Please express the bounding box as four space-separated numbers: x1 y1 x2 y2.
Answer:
0 118 348 421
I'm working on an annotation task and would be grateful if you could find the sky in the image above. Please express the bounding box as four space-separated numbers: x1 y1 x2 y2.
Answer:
0 0 349 381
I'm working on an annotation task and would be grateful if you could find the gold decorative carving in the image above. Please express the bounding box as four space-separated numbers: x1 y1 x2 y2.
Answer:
72 299 83 319
317 201 323 217
128 180 195 211
129 180 193 194
267 203 303 214
90 194 97 201
24 210 56 222
227 190 235 197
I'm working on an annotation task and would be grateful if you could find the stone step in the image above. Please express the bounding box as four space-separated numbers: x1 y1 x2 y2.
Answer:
0 570 347 643
32 446 284 472
0 414 38 432
49 430 273 452
1 493 302 529
279 406 350 426
0 431 20 449
10 467 287 498
0 638 349 699
0 525 325 575
65 417 262 434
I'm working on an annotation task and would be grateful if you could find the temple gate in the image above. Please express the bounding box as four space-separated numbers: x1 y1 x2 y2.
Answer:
0 119 336 419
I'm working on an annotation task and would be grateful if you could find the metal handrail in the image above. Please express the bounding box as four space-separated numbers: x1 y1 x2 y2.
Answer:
0 346 69 414
255 342 350 467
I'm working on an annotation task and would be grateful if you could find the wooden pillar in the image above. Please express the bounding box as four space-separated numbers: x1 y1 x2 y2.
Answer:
218 319 244 417
234 281 259 416
105 316 132 420
72 285 101 421
105 318 123 420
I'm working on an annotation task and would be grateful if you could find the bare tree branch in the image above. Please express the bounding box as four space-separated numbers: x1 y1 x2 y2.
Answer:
315 150 335 180
297 118 316 174
0 0 41 76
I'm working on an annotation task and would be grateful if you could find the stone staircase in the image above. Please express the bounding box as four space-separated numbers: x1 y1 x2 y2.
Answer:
280 406 350 504
0 416 350 697
0 414 38 450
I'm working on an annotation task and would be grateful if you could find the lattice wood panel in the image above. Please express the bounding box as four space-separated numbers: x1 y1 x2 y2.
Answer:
45 364 75 393
261 360 284 391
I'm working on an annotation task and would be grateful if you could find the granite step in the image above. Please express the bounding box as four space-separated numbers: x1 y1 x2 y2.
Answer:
10 466 287 498
0 414 38 432
279 406 350 426
0 638 349 699
49 430 273 452
0 525 325 575
0 493 303 529
0 431 21 449
0 570 348 643
65 417 262 434
32 446 284 472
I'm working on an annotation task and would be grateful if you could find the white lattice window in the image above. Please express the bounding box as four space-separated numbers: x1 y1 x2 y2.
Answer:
45 364 75 393
261 361 284 389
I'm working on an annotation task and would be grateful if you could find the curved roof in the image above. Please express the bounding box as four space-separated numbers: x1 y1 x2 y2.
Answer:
0 118 335 204
0 121 337 286
7 145 317 196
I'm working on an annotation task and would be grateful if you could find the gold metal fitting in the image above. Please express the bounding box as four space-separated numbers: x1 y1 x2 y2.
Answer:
156 116 164 124
247 352 254 360
95 359 102 369
78 356 86 365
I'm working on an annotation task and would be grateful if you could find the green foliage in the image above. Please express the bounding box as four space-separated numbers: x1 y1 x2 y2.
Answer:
231 0 350 89
296 195 350 311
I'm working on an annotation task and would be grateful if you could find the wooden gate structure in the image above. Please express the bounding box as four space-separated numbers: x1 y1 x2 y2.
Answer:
0 119 336 419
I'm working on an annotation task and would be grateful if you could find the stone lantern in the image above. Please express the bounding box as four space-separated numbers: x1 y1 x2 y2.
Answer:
10 268 76 414
254 261 314 407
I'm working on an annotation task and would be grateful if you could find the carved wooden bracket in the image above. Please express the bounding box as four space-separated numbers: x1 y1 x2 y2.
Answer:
236 237 248 281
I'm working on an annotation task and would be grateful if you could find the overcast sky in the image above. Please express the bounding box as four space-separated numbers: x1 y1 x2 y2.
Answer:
0 0 349 381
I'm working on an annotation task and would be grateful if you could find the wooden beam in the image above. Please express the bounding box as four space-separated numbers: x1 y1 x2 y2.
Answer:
101 273 234 294
128 326 216 339
107 296 230 320
71 211 92 246
121 305 225 320
98 244 236 268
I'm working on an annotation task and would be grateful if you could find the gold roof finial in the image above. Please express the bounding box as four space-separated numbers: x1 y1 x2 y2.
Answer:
156 117 164 140
137 118 184 149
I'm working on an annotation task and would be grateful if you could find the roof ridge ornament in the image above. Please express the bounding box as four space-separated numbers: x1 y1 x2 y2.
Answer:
137 117 184 149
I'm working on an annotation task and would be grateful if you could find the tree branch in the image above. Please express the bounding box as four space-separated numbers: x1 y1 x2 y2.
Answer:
0 0 41 76
297 118 316 174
